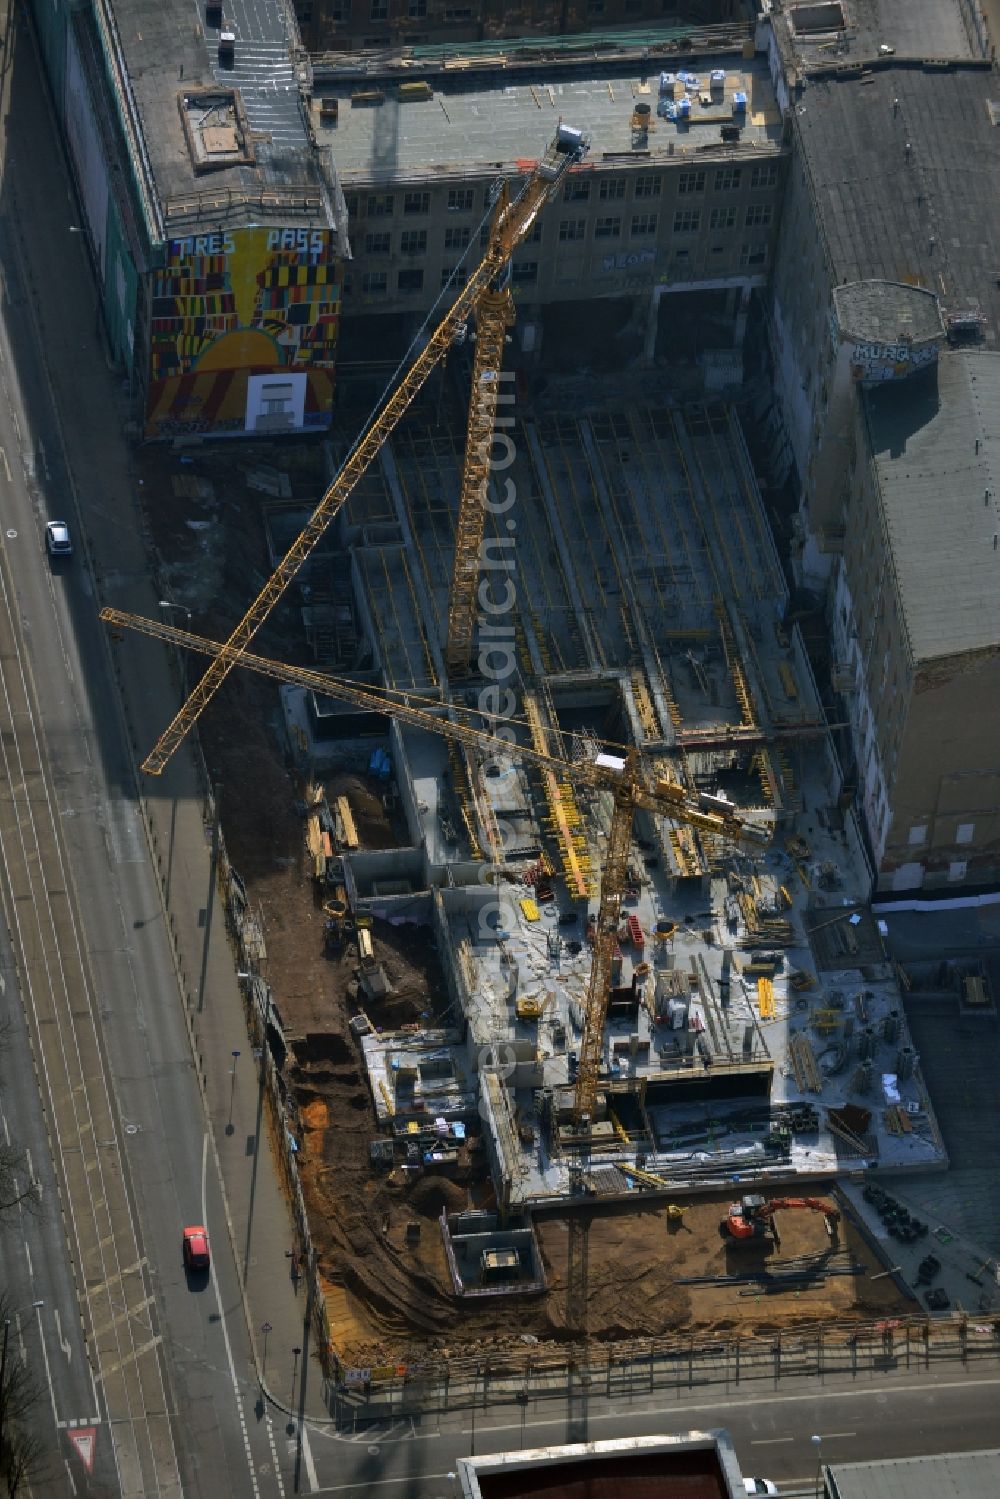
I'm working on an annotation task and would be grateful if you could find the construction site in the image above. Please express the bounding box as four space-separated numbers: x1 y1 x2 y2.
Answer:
114 124 951 1369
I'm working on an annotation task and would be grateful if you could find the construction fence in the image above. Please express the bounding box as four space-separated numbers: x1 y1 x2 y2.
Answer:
332 1311 1000 1414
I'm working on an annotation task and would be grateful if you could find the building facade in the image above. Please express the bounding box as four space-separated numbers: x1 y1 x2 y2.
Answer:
30 0 346 440
831 352 1000 893
299 0 747 57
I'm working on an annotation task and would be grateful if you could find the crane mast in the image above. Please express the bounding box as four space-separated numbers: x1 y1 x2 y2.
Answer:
445 192 517 674
102 608 768 1123
135 124 590 777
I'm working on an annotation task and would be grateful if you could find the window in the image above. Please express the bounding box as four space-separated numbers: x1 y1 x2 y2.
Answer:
559 218 586 242
512 261 538 284
441 265 468 288
444 225 471 251
594 215 622 239
714 167 742 191
739 242 767 267
677 169 705 195
745 203 773 228
403 190 430 215
398 268 424 293
956 822 975 845
599 177 625 201
447 187 475 212
528 220 543 244
261 381 293 416
587 0 604 12
362 271 387 296
948 860 968 882
908 825 928 847
710 206 737 230
408 0 427 13
443 5 471 16
673 209 700 233
366 193 394 218
630 212 657 237
365 230 391 254
400 229 427 256
563 177 591 203
633 172 661 199
345 194 359 218
370 0 387 17
751 162 779 189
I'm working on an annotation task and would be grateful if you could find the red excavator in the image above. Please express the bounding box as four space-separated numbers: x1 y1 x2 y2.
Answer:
722 1194 840 1250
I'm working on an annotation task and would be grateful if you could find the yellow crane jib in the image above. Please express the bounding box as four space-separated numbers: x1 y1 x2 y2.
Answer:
100 610 770 1127
133 124 590 777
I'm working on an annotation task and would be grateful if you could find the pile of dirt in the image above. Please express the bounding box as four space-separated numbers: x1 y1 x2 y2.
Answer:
326 771 407 850
409 1178 467 1219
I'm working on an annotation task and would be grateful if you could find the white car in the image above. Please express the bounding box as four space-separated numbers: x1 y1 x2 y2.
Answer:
745 1482 778 1497
45 521 73 557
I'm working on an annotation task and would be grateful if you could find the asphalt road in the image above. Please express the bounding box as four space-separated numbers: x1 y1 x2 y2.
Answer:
299 1362 1000 1495
0 10 292 1494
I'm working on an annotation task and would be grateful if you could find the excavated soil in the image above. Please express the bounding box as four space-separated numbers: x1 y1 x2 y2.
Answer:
139 444 912 1369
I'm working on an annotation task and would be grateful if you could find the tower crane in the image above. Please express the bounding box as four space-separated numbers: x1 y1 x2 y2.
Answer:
101 606 770 1124
134 123 591 779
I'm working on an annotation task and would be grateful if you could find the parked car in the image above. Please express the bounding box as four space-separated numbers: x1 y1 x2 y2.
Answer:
744 1481 778 1497
182 1225 211 1271
44 521 73 557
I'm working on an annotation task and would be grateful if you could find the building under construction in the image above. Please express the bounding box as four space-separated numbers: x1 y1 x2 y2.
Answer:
265 385 946 1217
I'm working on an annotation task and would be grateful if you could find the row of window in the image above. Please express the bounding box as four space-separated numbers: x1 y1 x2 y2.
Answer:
329 0 684 24
354 240 767 297
351 161 780 222
364 204 772 257
358 263 539 296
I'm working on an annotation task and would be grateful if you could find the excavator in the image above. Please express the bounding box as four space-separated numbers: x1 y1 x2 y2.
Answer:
722 1194 840 1251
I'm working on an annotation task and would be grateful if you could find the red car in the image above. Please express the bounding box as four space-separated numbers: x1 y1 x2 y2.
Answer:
182 1225 211 1271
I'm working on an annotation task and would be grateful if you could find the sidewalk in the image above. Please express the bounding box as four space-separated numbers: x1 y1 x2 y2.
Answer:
7 13 331 1422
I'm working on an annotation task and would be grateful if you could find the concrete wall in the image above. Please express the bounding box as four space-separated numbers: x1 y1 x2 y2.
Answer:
880 648 1000 891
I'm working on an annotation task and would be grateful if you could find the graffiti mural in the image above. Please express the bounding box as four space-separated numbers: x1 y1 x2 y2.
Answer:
145 226 341 437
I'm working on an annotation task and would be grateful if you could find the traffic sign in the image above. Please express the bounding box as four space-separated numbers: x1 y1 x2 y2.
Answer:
69 1428 96 1473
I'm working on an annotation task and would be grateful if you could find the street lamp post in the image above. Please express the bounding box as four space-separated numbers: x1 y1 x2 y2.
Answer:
228 1050 241 1129
260 1321 272 1386
158 599 192 622
291 1345 302 1406
811 1434 824 1498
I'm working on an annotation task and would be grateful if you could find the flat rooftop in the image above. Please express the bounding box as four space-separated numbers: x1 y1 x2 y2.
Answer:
319 55 781 183
784 0 973 65
458 1432 744 1499
863 351 1000 662
110 0 335 235
833 281 943 347
826 1449 1000 1499
794 60 1000 342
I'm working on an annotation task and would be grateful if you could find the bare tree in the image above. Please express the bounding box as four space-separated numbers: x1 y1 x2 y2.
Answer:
0 1298 46 1496
0 1148 38 1219
2 1426 44 1496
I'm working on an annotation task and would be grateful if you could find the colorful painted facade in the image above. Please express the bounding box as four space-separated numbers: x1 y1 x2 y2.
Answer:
145 226 342 437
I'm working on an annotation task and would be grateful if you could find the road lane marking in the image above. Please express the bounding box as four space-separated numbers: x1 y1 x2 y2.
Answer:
93 1333 163 1384
459 1374 1000 1436
298 1420 318 1491
0 446 10 482
90 1294 154 1341
202 1131 261 1498
750 1437 793 1445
